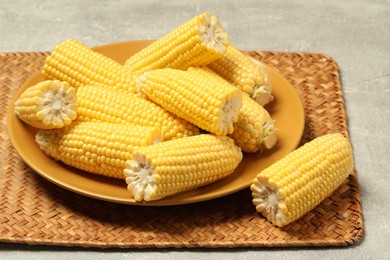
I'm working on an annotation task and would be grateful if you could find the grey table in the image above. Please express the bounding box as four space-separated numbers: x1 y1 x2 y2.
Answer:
1 0 389 259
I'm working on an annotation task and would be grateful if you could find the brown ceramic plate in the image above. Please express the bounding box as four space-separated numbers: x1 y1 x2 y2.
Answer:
6 40 305 206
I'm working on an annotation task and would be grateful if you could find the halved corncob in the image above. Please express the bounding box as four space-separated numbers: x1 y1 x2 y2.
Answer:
137 68 242 136
76 84 200 140
42 39 136 92
14 80 78 129
251 133 354 227
124 134 242 202
124 12 229 74
208 44 273 106
36 121 162 179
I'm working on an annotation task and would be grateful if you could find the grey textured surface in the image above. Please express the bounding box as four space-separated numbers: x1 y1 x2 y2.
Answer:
1 0 389 259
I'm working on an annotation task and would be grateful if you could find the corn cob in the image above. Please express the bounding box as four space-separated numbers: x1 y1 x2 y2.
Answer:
76 84 199 140
42 39 135 92
208 44 273 106
251 133 354 227
187 67 277 152
36 121 161 179
14 80 77 129
124 134 242 202
124 12 229 74
137 68 242 136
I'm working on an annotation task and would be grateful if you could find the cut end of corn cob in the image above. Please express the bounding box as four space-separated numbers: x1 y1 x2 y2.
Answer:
251 180 283 224
199 13 229 53
250 133 354 227
124 134 243 202
251 84 274 107
262 120 278 150
124 154 159 202
14 80 78 129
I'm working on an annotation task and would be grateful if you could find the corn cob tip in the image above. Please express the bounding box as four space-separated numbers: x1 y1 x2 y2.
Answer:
14 80 78 129
199 13 229 53
251 85 274 107
263 133 277 150
124 155 157 202
251 179 284 226
262 120 277 150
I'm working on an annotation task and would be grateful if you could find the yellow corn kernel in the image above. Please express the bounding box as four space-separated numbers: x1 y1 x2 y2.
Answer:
14 80 77 129
124 134 242 202
42 39 135 92
76 84 199 141
250 133 354 227
137 68 242 136
208 44 273 106
35 121 162 179
124 12 229 74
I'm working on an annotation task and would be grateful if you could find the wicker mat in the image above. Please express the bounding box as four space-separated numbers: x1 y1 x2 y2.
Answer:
0 51 364 248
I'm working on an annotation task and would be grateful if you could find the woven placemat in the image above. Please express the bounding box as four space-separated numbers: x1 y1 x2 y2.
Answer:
0 51 364 248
